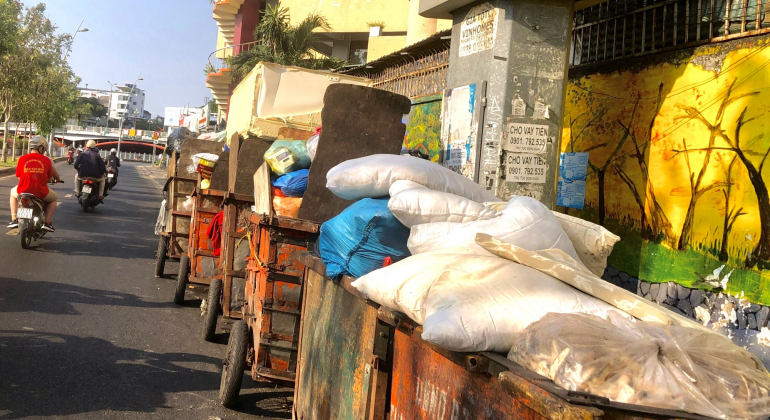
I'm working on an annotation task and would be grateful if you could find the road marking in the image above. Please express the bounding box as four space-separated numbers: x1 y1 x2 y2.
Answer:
6 230 18 236
57 202 62 205
65 194 72 198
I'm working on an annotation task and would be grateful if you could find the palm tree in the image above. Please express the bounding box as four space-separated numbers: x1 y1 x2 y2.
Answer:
227 4 346 79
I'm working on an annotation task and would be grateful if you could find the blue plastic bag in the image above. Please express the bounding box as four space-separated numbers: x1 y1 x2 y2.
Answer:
274 169 309 197
319 198 411 278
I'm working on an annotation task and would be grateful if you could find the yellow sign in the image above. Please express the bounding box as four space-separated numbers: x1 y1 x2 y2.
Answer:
129 129 136 137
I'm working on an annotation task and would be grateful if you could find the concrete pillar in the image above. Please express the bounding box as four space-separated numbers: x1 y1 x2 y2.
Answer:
441 0 574 208
407 0 438 46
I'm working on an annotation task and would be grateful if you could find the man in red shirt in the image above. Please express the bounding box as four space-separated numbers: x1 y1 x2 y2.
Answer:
8 136 62 232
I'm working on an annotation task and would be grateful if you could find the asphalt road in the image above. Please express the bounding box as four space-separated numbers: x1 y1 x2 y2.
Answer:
0 161 291 419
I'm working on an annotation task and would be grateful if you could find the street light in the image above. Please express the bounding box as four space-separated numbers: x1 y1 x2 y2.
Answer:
63 20 88 61
117 74 143 155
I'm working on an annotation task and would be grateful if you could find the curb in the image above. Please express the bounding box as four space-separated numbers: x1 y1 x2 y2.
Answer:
0 156 68 179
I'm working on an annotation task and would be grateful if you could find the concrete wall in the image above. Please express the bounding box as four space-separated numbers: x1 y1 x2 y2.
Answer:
367 35 408 62
562 34 770 306
278 0 410 33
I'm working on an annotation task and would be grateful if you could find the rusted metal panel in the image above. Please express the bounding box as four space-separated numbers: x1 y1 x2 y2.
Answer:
189 188 226 285
166 177 196 259
243 218 319 384
294 257 390 420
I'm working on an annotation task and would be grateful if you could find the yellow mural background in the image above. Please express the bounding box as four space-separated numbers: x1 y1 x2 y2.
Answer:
563 37 770 304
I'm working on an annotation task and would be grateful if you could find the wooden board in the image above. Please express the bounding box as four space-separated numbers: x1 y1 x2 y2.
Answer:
178 139 224 180
277 126 314 140
253 162 273 216
208 150 230 192
235 138 271 196
294 258 389 420
297 85 411 224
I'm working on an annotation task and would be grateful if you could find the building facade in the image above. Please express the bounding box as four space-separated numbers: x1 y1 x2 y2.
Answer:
206 0 450 118
109 83 145 120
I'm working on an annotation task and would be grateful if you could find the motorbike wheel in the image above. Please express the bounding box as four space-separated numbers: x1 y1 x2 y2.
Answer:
174 255 190 305
155 235 168 278
219 320 248 408
202 278 222 342
19 220 31 249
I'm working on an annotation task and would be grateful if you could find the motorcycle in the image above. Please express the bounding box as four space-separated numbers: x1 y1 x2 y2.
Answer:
17 180 64 249
78 179 102 212
67 149 74 165
106 167 117 190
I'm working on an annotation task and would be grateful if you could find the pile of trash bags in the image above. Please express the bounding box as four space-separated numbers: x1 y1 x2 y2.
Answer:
315 152 770 420
265 130 319 218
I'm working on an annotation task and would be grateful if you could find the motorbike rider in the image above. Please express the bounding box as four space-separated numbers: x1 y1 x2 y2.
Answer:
8 136 62 232
74 140 107 200
106 148 121 176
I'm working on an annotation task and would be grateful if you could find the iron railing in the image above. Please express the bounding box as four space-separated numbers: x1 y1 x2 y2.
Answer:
207 41 260 74
571 0 770 67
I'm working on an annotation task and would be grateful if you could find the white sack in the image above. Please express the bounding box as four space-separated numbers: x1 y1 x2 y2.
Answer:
551 212 620 277
407 196 581 263
307 133 319 162
351 247 630 352
485 201 621 277
387 181 500 227
326 154 498 202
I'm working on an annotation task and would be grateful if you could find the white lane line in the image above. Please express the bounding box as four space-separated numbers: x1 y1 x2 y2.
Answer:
57 202 62 205
65 194 72 198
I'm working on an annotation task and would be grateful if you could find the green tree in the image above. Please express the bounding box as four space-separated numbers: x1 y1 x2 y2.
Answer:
208 99 218 114
0 2 79 161
228 4 346 79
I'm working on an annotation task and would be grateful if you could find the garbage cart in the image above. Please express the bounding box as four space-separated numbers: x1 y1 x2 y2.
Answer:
155 139 223 278
174 150 229 305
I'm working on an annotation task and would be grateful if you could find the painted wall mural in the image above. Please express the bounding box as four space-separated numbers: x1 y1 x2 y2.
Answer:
403 94 443 162
562 36 770 305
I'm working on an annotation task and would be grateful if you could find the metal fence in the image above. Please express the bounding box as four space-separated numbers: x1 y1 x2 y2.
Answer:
343 31 451 99
98 149 163 163
571 0 770 67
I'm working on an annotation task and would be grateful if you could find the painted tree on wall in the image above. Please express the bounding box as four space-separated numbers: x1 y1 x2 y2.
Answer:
615 84 674 242
673 81 770 268
672 80 756 251
719 156 746 262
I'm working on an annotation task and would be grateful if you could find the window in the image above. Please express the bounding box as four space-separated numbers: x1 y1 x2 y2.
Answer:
349 40 368 65
119 104 126 109
118 95 129 101
133 102 137 105
571 0 770 67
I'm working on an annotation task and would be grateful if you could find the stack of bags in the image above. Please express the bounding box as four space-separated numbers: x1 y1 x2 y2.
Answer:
265 139 313 218
318 153 770 419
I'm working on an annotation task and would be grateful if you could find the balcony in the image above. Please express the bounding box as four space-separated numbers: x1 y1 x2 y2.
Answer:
206 41 258 116
213 0 246 46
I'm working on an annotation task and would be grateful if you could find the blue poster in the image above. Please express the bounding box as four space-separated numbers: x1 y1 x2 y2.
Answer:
557 152 589 209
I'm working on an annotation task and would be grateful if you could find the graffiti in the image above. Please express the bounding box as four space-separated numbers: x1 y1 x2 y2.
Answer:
563 37 770 305
403 95 443 162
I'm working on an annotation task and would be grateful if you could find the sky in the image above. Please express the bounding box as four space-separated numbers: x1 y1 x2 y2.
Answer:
40 0 218 118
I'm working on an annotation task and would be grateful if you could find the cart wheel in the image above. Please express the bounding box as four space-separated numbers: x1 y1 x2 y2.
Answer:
220 320 248 408
174 255 190 305
155 236 168 278
202 278 222 342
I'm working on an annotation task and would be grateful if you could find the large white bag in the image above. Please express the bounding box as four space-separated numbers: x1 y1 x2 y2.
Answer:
326 154 498 202
387 180 500 227
351 247 629 352
407 196 581 263
486 201 620 277
551 212 620 277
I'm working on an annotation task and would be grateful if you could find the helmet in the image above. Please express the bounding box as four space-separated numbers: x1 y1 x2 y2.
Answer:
29 136 47 150
110 148 117 155
86 140 97 149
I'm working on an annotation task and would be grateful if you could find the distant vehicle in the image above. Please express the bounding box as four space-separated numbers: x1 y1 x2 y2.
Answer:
106 167 117 190
67 149 74 165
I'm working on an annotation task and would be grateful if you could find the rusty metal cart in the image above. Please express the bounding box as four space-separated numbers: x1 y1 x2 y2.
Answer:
199 135 270 342
155 139 223 278
174 150 229 305
218 213 319 407
288 254 715 420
